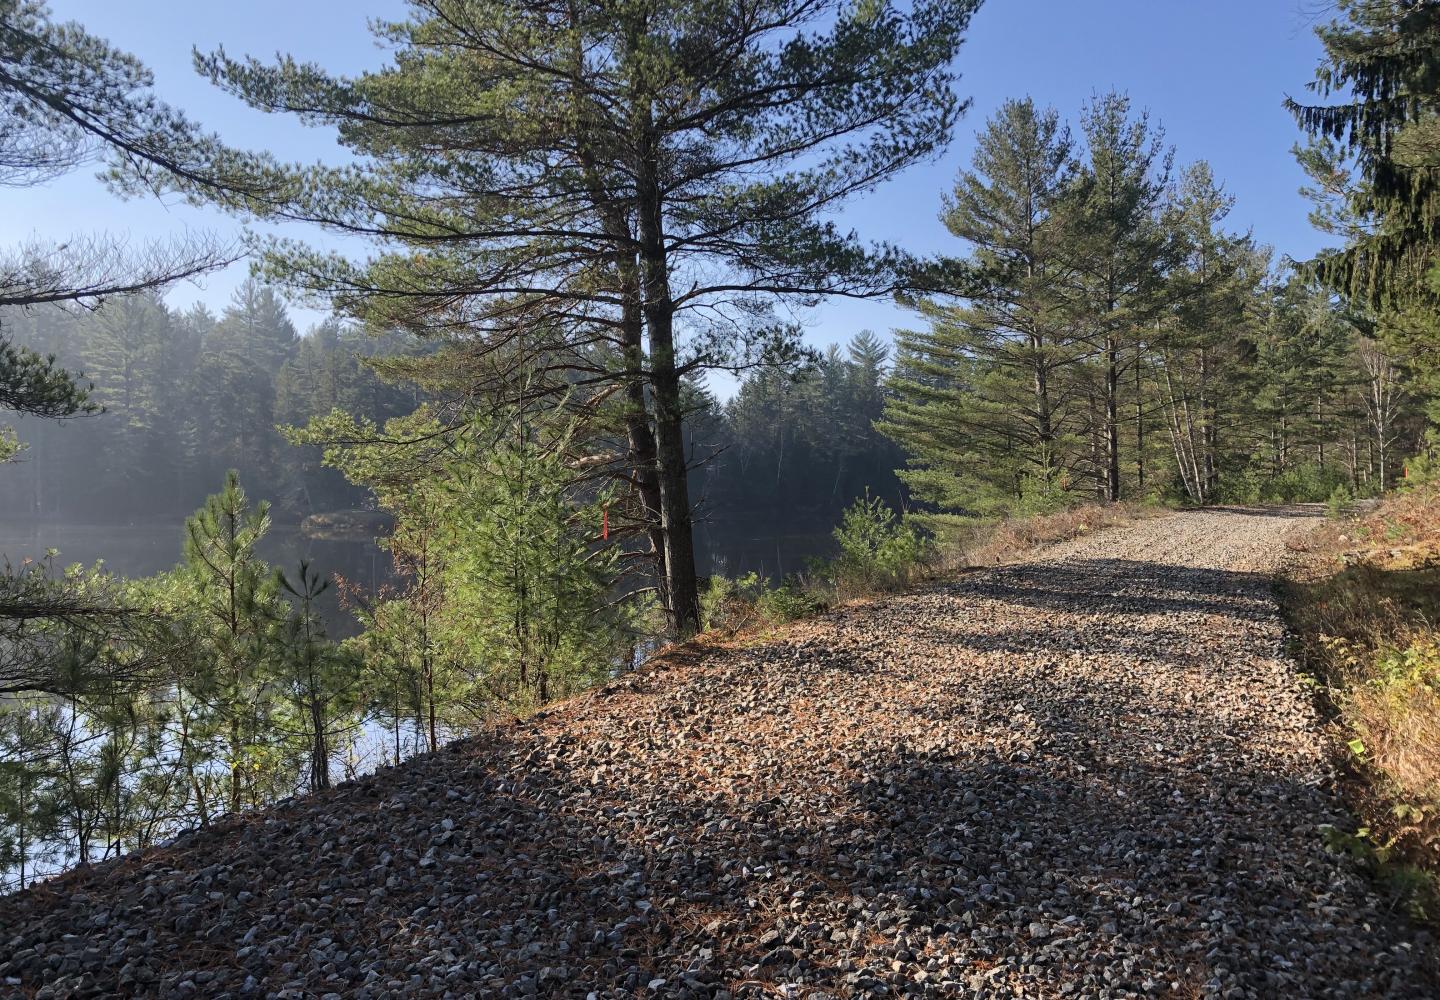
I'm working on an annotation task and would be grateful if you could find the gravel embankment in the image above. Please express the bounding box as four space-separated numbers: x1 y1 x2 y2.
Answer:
2 507 1434 998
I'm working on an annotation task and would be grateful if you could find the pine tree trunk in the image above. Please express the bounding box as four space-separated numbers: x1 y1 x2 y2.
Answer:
229 715 242 813
649 372 700 636
424 653 437 753
309 695 329 792
591 173 668 612
571 55 670 619
392 686 401 766
636 143 701 638
1031 332 1055 475
17 779 27 890
1024 246 1055 477
1105 333 1121 502
1088 390 1106 501
620 303 668 611
1133 342 1145 493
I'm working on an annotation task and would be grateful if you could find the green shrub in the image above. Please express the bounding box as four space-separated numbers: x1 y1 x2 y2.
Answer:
699 574 736 632
756 578 825 623
1214 466 1263 504
1327 483 1355 519
826 492 928 593
1217 461 1355 504
1401 432 1440 489
1013 471 1075 517
700 571 825 632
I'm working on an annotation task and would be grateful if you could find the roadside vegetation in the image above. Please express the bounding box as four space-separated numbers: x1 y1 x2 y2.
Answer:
1282 459 1440 922
697 495 1157 638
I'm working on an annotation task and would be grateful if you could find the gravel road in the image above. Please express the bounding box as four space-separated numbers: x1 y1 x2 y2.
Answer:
2 507 1435 998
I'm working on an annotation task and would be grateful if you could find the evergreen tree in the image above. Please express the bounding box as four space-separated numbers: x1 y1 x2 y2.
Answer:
443 412 629 709
85 292 177 501
1290 2 1440 419
174 472 288 816
155 0 980 638
1288 0 1440 312
0 706 63 891
298 398 636 731
195 280 296 487
277 562 359 792
1153 162 1261 502
274 319 419 512
708 333 904 533
1066 92 1176 501
882 98 1085 516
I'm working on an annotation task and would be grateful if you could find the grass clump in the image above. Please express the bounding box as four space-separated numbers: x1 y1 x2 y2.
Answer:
922 501 1152 573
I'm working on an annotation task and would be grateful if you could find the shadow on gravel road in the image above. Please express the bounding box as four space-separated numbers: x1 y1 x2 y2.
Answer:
954 559 1281 624
1201 504 1324 519
6 685 1401 998
5 501 1436 1000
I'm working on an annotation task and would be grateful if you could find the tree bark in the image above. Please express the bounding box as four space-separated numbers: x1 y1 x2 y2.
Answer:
1134 340 1145 493
620 313 669 612
1200 348 1217 496
1105 333 1121 502
572 112 669 612
635 135 701 638
309 697 329 792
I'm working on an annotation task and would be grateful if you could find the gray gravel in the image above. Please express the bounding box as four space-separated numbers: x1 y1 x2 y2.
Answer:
1 506 1435 998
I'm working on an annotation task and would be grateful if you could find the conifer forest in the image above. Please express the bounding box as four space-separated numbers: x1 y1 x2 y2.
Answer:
3 5 1440 977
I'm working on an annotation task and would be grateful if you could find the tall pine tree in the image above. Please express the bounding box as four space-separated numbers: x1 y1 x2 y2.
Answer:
883 99 1085 516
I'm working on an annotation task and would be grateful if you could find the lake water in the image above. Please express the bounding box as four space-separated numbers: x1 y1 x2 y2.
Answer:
0 518 393 637
0 516 839 634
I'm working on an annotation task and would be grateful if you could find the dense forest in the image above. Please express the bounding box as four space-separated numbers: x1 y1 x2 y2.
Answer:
0 290 903 536
0 285 419 520
2 0 1439 894
884 95 1432 519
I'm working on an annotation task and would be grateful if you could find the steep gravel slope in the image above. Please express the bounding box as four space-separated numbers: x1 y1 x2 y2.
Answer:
2 507 1434 999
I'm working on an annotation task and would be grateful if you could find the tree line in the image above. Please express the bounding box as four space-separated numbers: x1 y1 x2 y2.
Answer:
0 283 419 520
881 94 1432 521
0 287 903 540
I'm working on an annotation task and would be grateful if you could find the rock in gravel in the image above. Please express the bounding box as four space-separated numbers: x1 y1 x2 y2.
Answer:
0 506 1435 998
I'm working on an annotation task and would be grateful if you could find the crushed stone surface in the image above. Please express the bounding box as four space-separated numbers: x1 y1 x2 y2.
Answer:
2 506 1435 998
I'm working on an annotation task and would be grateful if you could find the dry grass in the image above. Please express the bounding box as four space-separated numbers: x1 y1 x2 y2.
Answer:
1280 482 1440 918
1350 668 1440 802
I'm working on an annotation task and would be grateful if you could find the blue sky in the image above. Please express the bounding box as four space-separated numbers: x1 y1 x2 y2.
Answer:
12 0 1336 370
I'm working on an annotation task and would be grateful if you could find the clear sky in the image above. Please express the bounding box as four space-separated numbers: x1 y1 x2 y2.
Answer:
12 1 1337 369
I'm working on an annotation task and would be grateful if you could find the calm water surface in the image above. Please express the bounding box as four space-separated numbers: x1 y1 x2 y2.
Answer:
0 518 393 636
0 516 839 633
